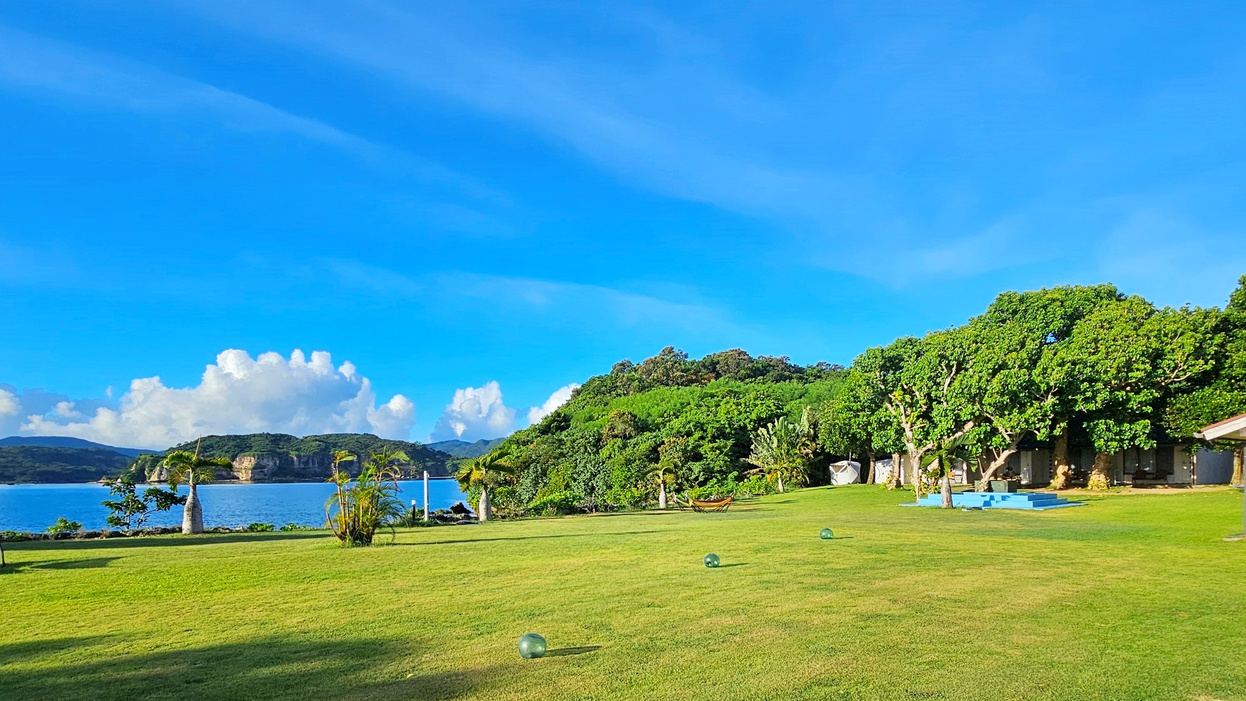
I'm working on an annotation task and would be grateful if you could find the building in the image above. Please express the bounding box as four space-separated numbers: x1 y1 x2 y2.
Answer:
871 441 1237 487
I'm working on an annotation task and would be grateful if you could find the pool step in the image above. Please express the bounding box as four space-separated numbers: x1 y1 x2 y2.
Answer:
909 490 1083 510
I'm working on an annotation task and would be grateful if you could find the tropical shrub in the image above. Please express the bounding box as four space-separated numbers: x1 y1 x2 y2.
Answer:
278 523 312 532
526 491 579 516
326 449 408 547
245 523 275 532
46 517 82 535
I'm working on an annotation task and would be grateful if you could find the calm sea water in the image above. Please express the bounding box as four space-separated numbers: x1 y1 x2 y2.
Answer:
0 480 468 532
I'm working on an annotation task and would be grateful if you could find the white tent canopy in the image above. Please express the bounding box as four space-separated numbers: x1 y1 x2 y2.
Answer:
828 460 861 485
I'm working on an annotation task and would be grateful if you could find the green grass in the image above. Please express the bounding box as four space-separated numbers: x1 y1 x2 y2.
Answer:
2 487 1244 700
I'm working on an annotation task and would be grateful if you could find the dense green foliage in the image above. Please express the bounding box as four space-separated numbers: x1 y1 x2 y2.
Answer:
2 488 1243 700
842 277 1246 494
481 348 846 513
0 446 133 484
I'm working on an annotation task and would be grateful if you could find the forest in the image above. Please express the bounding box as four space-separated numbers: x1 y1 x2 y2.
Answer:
475 277 1246 514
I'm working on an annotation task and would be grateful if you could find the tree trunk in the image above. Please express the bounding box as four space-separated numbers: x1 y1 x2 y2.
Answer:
1087 451 1112 490
1050 425 1072 490
182 482 203 534
479 487 491 521
976 447 1020 492
864 449 876 485
887 452 902 490
910 452 924 499
658 481 667 509
940 469 953 509
1232 447 1244 487
777 473 785 493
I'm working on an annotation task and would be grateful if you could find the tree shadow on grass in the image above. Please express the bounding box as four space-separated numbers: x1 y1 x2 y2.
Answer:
401 531 659 547
579 510 684 519
4 532 330 552
0 556 122 574
0 634 506 701
713 563 748 568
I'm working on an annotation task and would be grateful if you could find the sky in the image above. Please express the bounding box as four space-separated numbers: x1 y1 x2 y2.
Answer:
2 1 1245 449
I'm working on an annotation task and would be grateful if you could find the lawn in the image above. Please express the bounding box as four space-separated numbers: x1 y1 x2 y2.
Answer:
1 486 1244 701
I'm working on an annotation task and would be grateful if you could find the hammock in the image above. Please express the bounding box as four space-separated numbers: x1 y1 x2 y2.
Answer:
689 496 733 513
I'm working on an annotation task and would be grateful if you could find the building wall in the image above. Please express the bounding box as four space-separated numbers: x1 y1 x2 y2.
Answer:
1195 448 1235 484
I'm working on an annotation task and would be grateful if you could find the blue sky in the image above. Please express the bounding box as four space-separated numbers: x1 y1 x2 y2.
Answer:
2 1 1245 448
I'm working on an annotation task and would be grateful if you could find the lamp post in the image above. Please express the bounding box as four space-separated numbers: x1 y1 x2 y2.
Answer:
423 470 430 522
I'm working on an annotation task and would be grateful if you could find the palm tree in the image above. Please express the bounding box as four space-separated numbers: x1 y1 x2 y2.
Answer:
923 436 973 509
162 439 234 534
650 436 691 509
648 463 676 509
749 410 815 493
326 449 357 534
456 453 514 521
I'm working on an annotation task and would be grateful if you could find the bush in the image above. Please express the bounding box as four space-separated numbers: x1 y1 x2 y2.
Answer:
2 531 32 542
278 523 312 532
46 517 83 535
733 473 775 497
526 491 579 516
244 523 275 532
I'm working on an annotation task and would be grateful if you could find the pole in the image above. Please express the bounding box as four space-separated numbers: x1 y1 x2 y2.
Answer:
423 470 430 522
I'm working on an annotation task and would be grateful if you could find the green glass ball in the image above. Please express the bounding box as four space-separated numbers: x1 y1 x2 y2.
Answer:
518 633 547 659
704 553 720 568
820 528 834 540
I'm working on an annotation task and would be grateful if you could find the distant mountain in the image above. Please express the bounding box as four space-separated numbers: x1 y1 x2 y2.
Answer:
0 436 147 458
127 432 458 483
0 446 134 484
426 437 506 458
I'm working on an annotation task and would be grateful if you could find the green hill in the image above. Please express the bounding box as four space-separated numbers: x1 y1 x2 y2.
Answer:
0 446 134 484
427 438 506 458
484 347 846 512
125 433 456 483
0 436 147 457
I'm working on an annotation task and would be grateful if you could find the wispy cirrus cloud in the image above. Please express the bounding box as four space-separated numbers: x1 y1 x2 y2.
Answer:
0 25 506 206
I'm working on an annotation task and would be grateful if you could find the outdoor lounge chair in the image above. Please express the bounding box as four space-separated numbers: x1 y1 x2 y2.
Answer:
689 496 733 512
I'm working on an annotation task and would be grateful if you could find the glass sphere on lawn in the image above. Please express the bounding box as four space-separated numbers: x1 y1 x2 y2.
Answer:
518 633 547 659
704 553 720 568
820 528 834 540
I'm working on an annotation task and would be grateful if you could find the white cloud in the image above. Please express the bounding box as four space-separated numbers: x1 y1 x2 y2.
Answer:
430 381 516 442
0 389 18 419
16 349 415 449
430 380 583 443
528 383 579 424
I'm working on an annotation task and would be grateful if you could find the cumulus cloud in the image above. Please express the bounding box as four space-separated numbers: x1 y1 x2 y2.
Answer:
430 381 516 442
0 389 18 421
430 381 582 442
15 349 415 449
528 383 579 424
